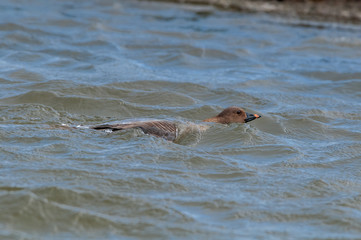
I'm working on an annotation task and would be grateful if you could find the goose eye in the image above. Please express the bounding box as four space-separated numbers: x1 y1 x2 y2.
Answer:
236 110 242 115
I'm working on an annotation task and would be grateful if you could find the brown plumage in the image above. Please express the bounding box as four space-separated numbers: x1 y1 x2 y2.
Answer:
202 106 260 124
92 120 177 141
91 106 261 141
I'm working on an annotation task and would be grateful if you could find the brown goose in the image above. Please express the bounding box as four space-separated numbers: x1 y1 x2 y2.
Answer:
91 106 261 141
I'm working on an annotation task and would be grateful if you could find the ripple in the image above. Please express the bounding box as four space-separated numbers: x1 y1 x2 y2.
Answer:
6 68 45 82
0 104 61 124
125 43 239 67
5 51 47 65
5 32 43 45
1 0 361 239
0 22 67 37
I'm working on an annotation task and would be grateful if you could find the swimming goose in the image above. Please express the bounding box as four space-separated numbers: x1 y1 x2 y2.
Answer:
91 106 261 141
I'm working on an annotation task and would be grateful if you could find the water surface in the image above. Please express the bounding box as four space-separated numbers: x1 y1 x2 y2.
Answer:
0 0 361 239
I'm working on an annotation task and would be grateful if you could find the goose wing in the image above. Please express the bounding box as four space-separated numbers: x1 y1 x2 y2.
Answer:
92 120 177 141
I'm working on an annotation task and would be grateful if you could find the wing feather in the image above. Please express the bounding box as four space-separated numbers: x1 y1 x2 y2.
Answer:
92 121 177 141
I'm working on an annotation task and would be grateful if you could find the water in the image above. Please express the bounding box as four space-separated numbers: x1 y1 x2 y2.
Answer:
1 0 361 239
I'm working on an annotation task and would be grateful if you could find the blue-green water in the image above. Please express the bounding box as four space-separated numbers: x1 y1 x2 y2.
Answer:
0 0 361 239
